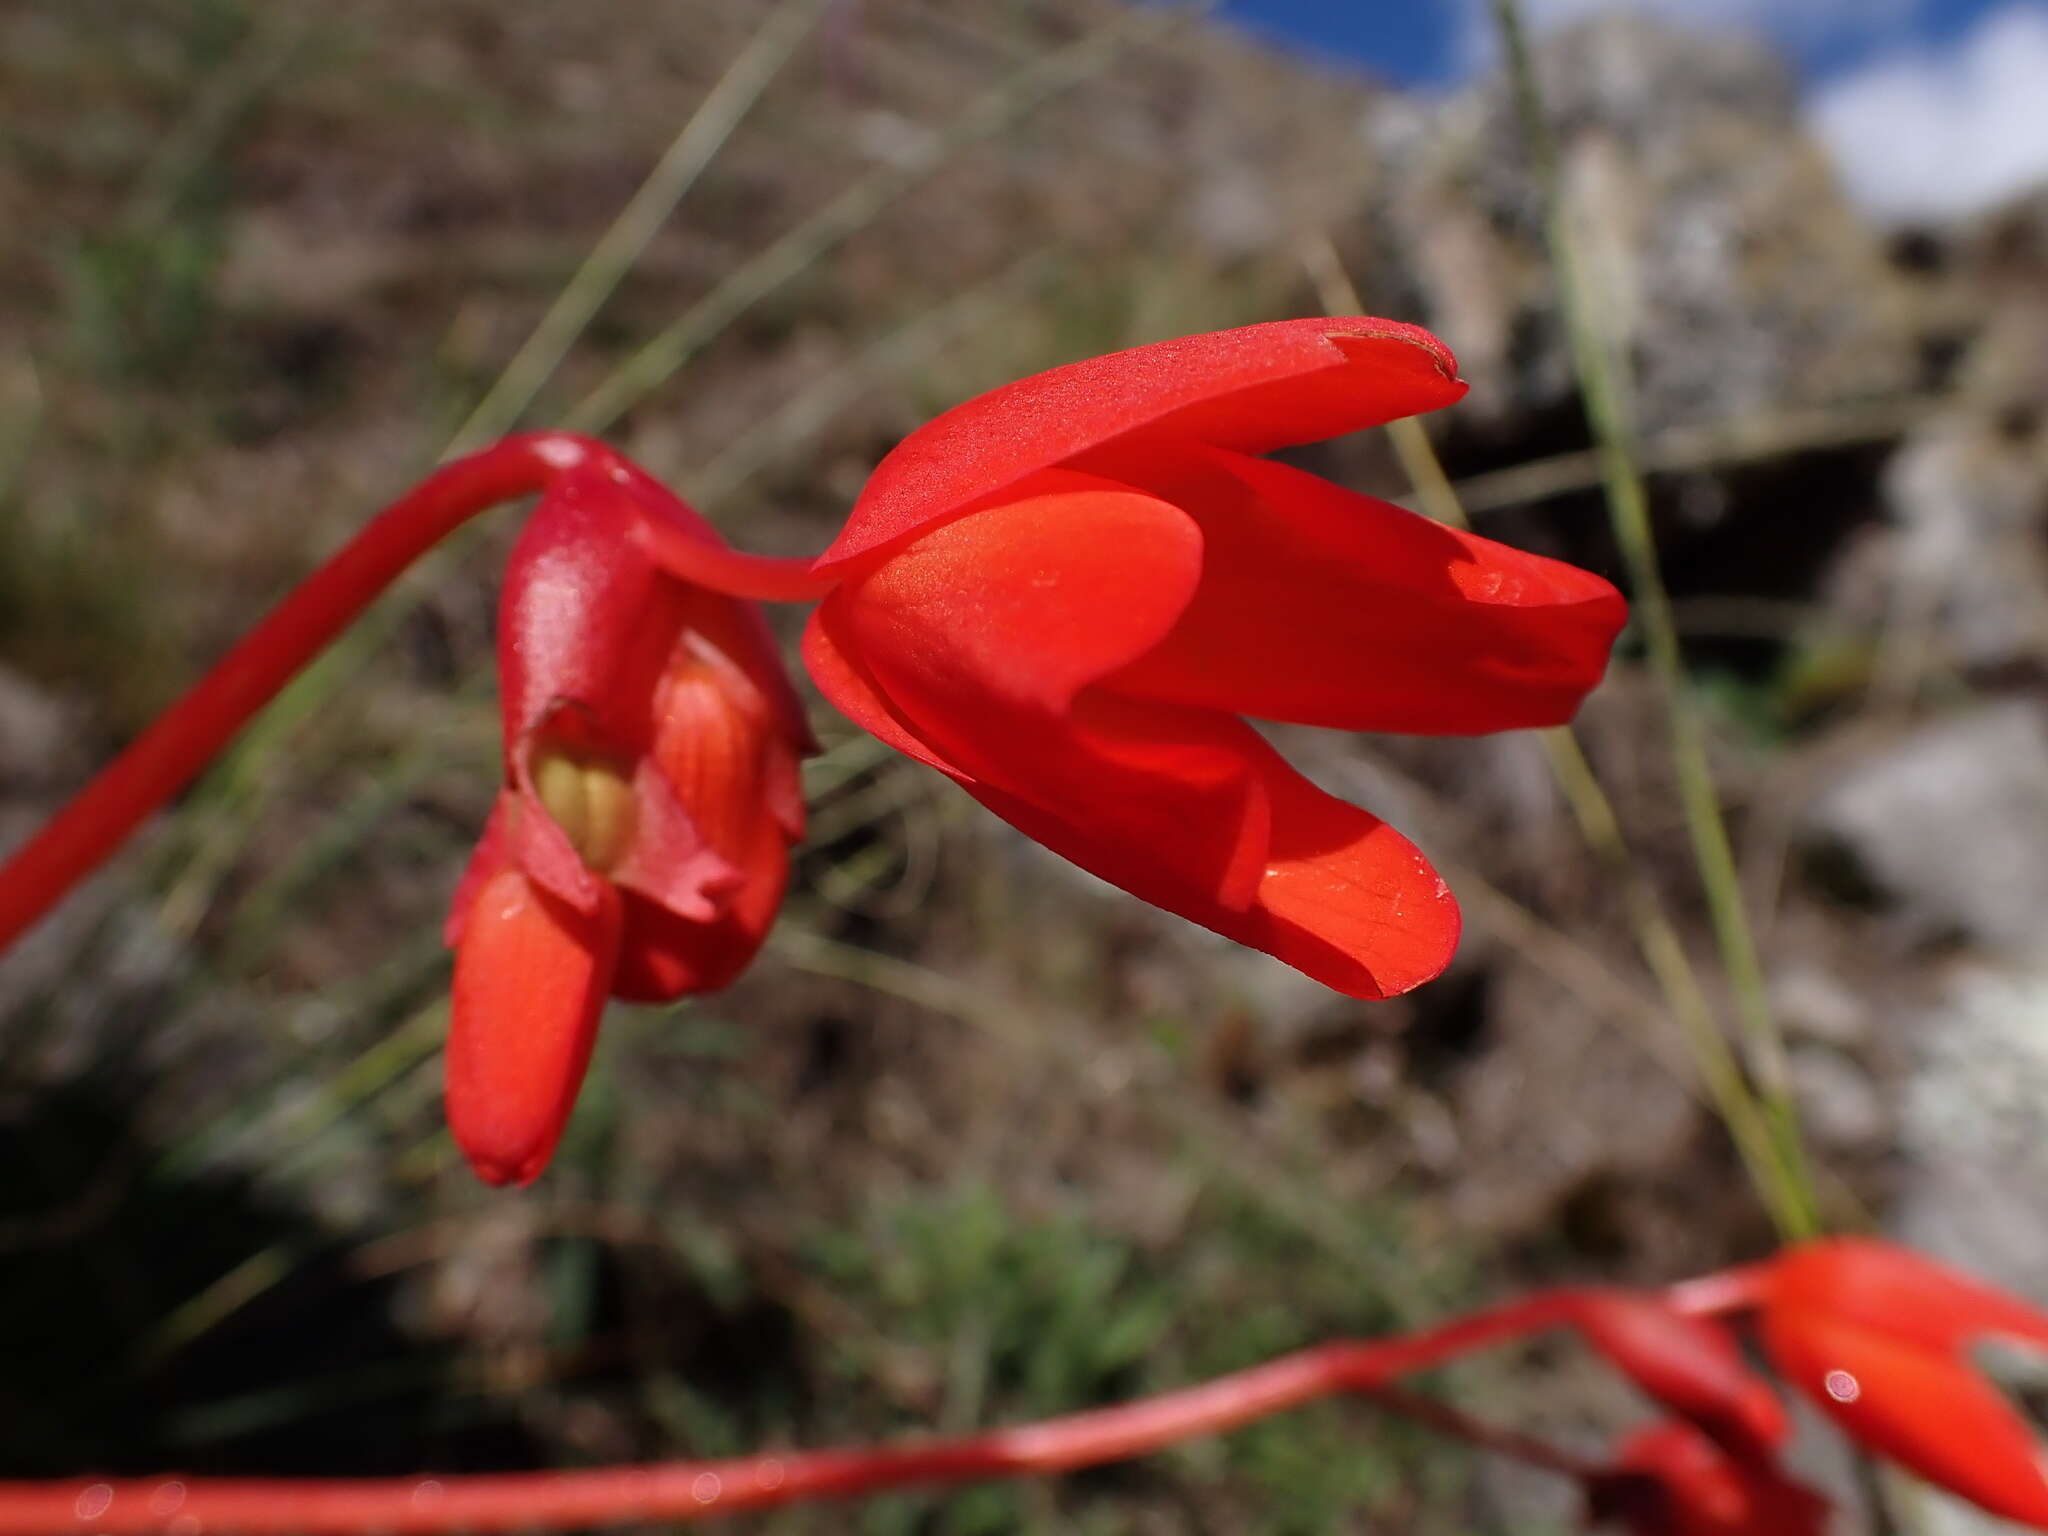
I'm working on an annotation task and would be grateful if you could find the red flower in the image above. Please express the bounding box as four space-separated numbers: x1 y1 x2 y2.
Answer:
444 461 811 1185
1574 1293 1786 1464
1757 1237 2048 1527
801 318 1626 997
1586 1422 1828 1536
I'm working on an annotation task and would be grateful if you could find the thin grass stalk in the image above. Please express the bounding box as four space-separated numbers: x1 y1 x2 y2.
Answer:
1487 0 1816 1236
1441 394 1936 517
567 0 1214 433
689 247 1060 507
121 2 317 231
125 3 824 933
1300 236 1809 1235
446 0 833 454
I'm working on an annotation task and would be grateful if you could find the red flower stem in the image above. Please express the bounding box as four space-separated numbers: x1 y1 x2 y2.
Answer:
1366 1385 1606 1482
624 493 839 602
0 433 562 953
1662 1262 1770 1320
0 1288 1608 1535
0 433 831 955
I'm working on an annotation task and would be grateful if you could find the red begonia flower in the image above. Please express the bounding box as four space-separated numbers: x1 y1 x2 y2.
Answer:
1756 1237 2048 1528
801 318 1627 998
1585 1421 1828 1536
1575 1293 1787 1464
444 464 811 1185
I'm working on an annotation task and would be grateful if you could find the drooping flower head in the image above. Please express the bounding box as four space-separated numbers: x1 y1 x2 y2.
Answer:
1573 1292 1787 1465
1755 1237 2048 1526
802 318 1628 998
1585 1421 1828 1536
445 459 811 1186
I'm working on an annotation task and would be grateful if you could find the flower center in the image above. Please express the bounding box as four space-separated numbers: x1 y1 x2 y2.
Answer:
531 747 637 875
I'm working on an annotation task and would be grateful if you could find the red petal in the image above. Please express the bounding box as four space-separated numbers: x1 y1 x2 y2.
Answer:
506 702 738 921
1590 1422 1828 1536
821 475 1204 751
1762 1304 2048 1526
1244 725 1461 996
610 629 805 1001
613 811 792 1000
967 692 1460 999
1107 448 1627 733
443 793 518 949
447 868 622 1186
1576 1293 1787 1462
811 461 1460 997
498 469 690 766
817 318 1463 572
966 692 1275 918
669 585 817 837
1767 1237 2048 1358
803 601 967 779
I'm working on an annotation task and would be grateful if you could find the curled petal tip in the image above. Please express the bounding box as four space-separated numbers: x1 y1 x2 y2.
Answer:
1321 319 1461 383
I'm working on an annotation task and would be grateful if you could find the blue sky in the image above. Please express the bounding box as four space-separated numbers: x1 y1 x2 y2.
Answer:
1207 0 2048 219
1216 0 2018 86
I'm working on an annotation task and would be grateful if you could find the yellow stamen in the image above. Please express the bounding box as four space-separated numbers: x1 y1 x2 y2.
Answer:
531 747 637 874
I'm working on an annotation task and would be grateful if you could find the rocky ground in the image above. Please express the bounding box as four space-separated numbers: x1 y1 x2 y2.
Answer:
2 2 2045 1530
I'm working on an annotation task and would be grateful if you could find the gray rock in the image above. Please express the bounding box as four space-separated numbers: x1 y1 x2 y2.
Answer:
1787 1045 1888 1150
1364 12 1915 433
1897 962 2048 1302
1807 701 2048 956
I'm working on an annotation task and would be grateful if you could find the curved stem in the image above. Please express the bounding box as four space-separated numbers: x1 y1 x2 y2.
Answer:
0 432 568 950
0 1288 1604 1535
0 434 837 954
624 487 839 602
1663 1262 1771 1321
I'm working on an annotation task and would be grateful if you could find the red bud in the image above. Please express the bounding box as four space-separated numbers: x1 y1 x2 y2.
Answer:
1586 1421 1827 1536
1759 1239 2048 1528
447 866 622 1186
1576 1293 1787 1463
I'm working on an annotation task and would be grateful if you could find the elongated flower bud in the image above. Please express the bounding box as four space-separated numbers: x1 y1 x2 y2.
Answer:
443 464 810 1185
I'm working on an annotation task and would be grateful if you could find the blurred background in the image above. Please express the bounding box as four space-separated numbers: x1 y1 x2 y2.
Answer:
3 0 2047 1529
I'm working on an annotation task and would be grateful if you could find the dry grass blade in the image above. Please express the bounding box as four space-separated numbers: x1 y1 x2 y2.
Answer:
1304 233 1813 1238
1444 396 1940 518
447 0 835 454
767 922 1442 1321
1490 0 1817 1235
690 247 1061 508
567 0 1218 433
121 2 318 232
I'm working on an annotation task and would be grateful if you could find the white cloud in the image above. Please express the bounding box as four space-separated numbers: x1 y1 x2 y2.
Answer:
1457 0 1920 72
1809 3 2048 221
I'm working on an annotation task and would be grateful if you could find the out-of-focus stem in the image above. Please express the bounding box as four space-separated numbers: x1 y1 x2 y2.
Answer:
1367 1386 1605 1481
1536 728 1810 1237
1300 236 1809 1238
1488 0 1816 1237
0 1286 1623 1535
1663 1261 1771 1320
